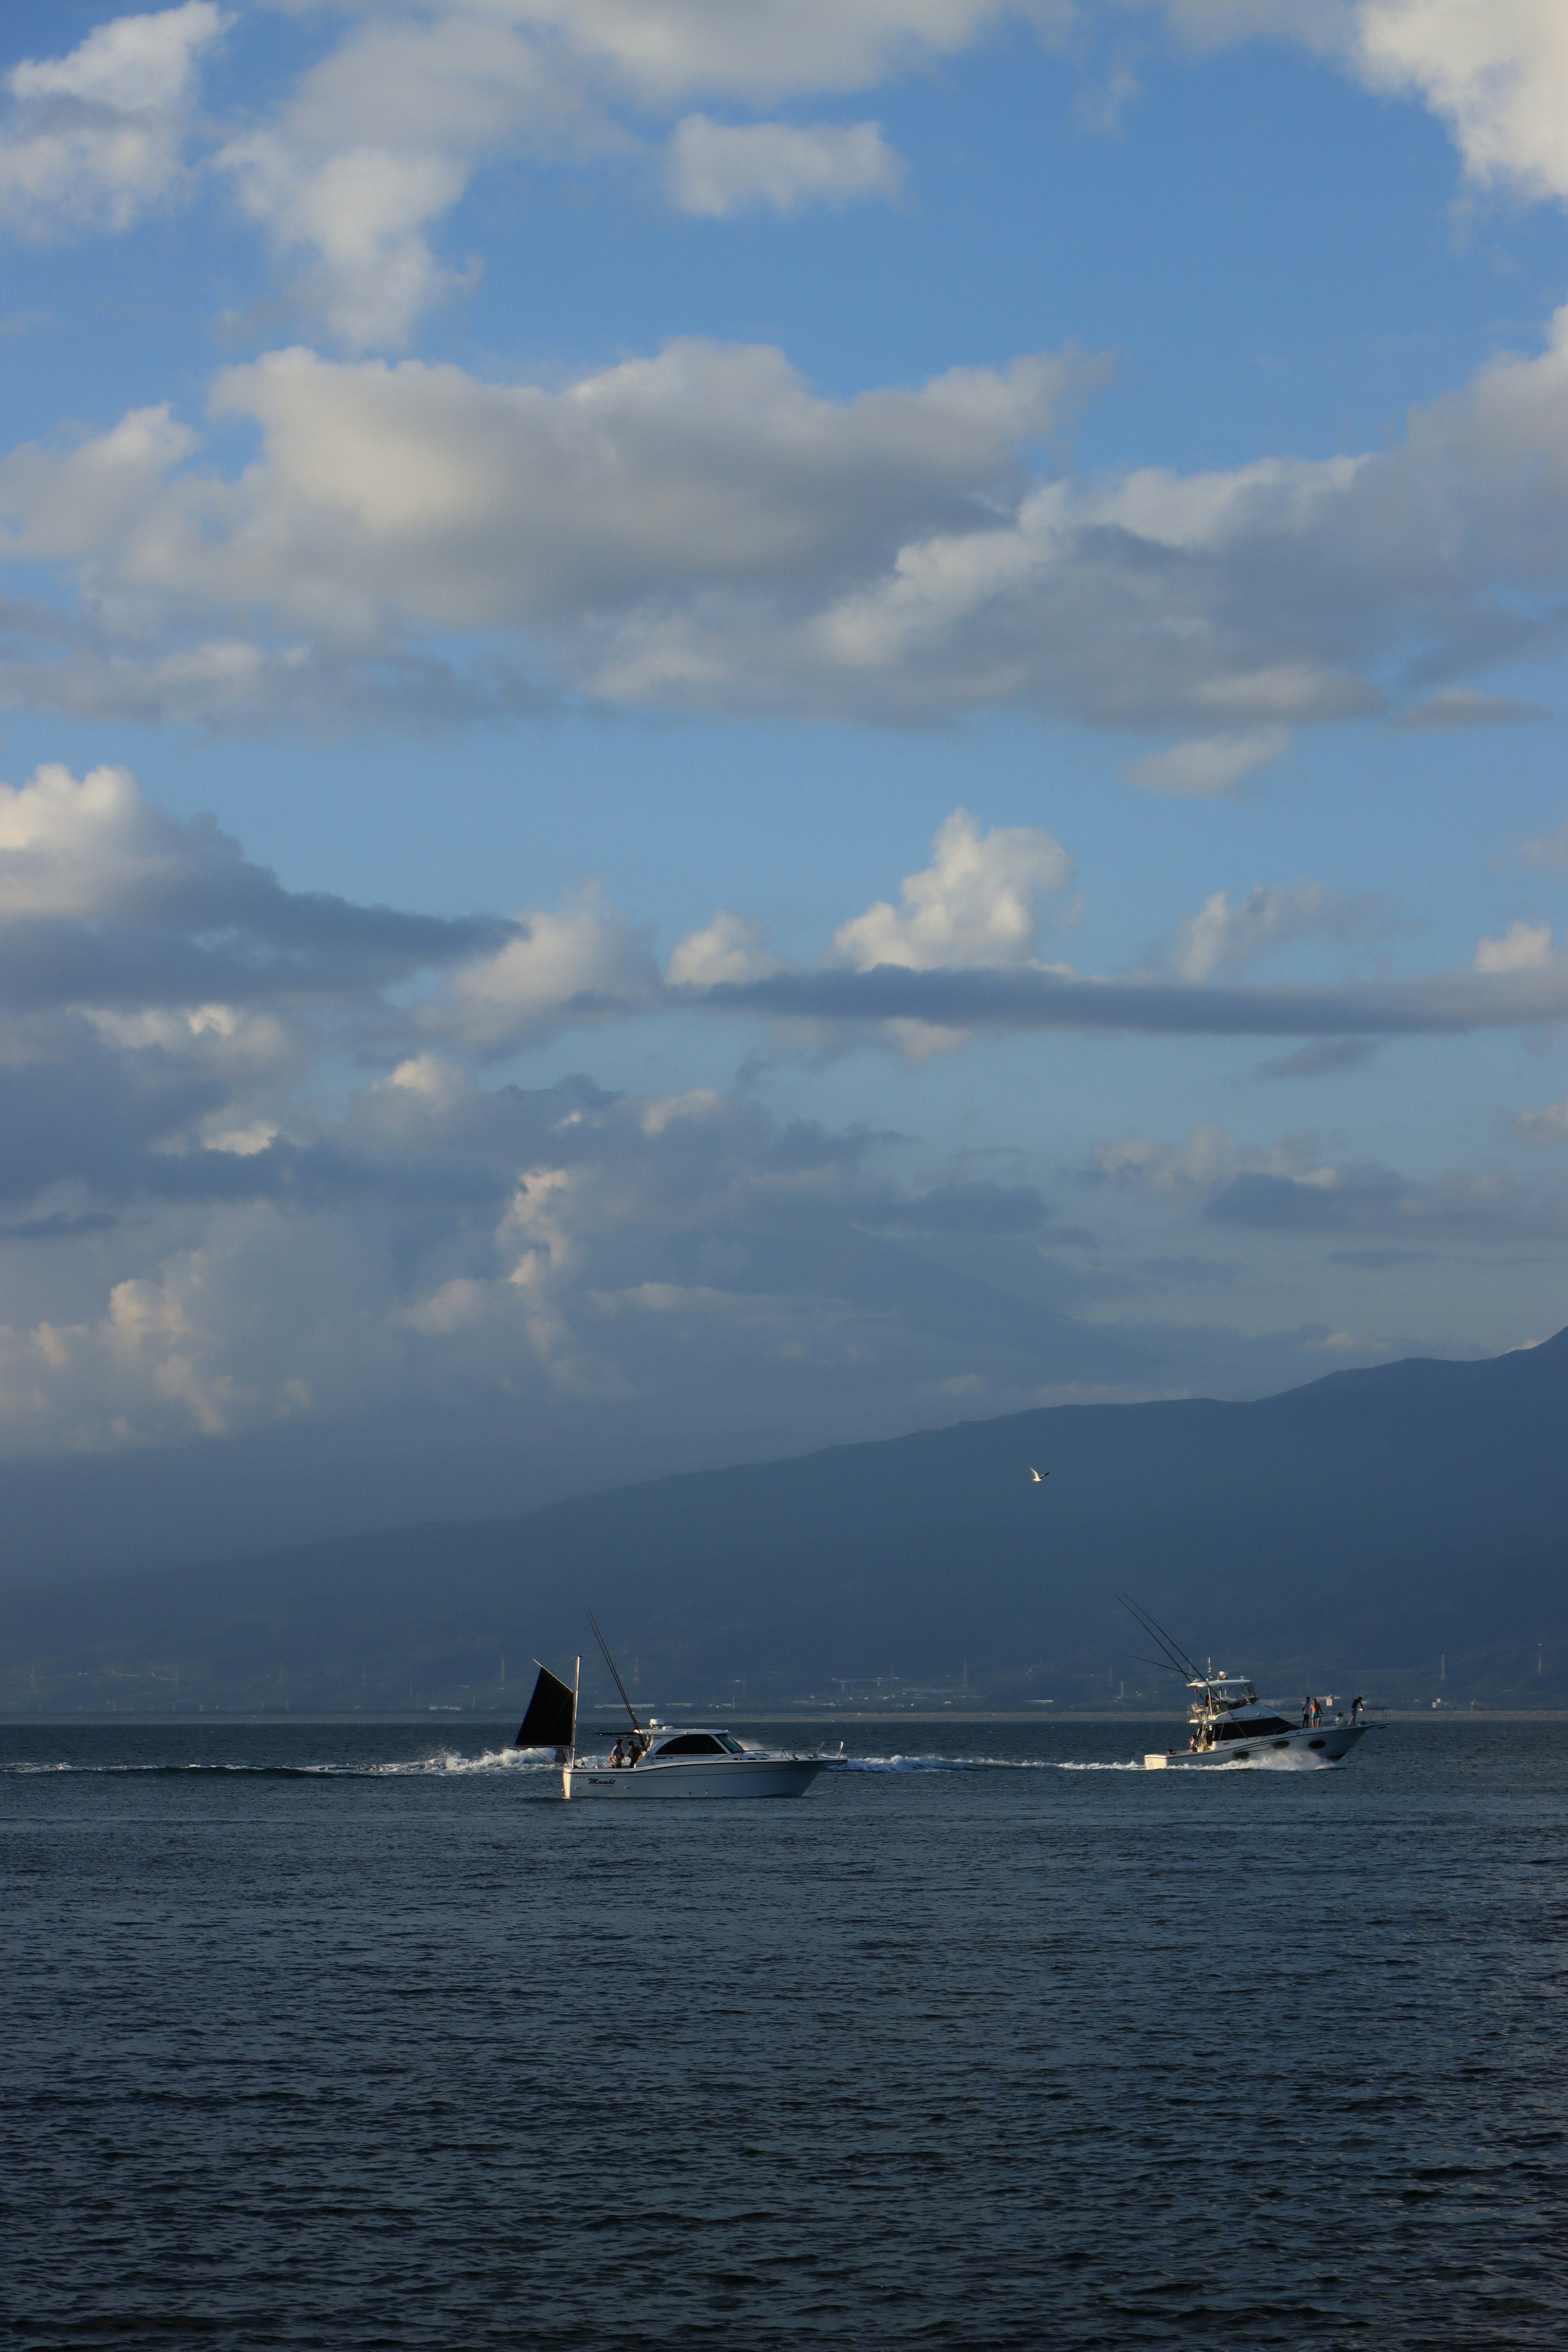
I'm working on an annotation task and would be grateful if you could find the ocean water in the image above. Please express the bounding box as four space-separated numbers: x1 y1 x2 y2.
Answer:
3 1715 1565 2350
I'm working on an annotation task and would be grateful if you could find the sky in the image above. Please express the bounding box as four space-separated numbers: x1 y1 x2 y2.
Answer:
5 0 1568 1570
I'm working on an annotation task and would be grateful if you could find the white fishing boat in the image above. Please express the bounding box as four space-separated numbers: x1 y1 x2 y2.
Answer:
1122 1596 1377 1771
1141 1671 1374 1769
513 1615 829 1800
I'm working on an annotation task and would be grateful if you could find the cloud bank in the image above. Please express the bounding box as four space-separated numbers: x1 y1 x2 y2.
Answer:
7 296 1568 739
1 763 1559 1487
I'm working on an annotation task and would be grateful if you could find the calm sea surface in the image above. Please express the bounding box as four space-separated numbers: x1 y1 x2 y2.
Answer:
2 1715 1565 2350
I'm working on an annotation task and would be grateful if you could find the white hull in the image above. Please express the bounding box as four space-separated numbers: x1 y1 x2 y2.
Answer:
1145 1723 1373 1769
563 1755 828 1800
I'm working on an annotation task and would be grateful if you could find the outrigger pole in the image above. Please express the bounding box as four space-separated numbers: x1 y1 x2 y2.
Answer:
586 1609 642 1737
1116 1593 1205 1684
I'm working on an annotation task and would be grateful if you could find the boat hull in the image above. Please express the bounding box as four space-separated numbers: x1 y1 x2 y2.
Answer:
563 1756 828 1800
1144 1724 1374 1770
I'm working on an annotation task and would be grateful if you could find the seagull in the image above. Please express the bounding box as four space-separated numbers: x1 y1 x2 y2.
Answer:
1029 1467 1049 1482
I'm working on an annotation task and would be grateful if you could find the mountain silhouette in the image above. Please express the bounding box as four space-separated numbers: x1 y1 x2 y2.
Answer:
4 1332 1567 1713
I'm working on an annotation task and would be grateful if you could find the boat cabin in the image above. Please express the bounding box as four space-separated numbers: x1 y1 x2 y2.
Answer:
1186 1675 1296 1748
648 1730 748 1757
603 1725 752 1767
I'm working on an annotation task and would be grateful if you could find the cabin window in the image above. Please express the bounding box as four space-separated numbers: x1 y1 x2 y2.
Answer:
654 1733 726 1756
717 1735 746 1754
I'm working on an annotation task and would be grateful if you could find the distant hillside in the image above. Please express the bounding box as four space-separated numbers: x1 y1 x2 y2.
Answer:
4 1332 1568 1715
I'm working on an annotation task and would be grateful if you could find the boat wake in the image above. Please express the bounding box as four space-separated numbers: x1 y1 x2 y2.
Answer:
830 1753 1143 1773
2 1747 556 1778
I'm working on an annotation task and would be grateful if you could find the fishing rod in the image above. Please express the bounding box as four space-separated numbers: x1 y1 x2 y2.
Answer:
586 1608 642 1735
1116 1593 1205 1683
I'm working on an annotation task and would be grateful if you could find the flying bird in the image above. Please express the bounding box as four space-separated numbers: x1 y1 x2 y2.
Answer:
1029 1467 1048 1482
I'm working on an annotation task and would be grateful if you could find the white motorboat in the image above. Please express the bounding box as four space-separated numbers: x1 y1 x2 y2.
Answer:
564 1725 828 1800
1122 1595 1377 1770
513 1615 829 1800
1141 1671 1375 1768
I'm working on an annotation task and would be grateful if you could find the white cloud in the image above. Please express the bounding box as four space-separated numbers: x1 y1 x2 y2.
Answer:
830 808 1075 971
1512 1094 1568 1142
0 337 1084 707
1345 0 1568 205
667 911 781 986
0 760 181 919
215 9 579 347
205 0 1044 343
505 0 1046 102
668 115 903 214
1153 1 1568 205
1123 727 1289 795
441 887 660 1050
0 4 223 236
18 301 1568 733
1473 918 1555 973
1169 880 1390 980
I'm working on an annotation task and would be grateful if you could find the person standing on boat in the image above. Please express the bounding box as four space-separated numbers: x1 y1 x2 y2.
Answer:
1301 1695 1312 1727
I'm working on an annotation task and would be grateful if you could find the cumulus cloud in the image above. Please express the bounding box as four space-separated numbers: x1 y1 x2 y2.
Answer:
15 292 1568 733
0 339 1075 647
440 888 661 1051
203 0 1037 343
2 759 1566 1489
0 4 223 236
667 910 781 987
1155 0 1568 207
1168 880 1392 981
7 0 1568 351
830 809 1075 971
215 9 576 347
1473 918 1557 974
1338 0 1568 207
0 1024 1132 1463
667 115 903 214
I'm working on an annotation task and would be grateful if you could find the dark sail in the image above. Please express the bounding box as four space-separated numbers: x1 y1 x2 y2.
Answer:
515 1663 576 1753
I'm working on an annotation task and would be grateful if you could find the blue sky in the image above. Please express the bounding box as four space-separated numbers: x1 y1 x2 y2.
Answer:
4 0 1568 1562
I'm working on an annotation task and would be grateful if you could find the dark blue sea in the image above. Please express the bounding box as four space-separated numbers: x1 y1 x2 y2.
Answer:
3 1715 1564 2350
